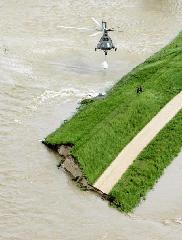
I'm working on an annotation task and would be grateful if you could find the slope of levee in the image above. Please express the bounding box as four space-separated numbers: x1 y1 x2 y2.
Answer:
44 32 182 187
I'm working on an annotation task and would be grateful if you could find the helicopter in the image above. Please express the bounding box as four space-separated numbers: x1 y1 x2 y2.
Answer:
95 20 117 56
57 18 119 56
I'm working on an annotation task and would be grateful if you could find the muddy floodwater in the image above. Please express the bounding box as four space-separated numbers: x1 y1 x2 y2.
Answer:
0 1 182 239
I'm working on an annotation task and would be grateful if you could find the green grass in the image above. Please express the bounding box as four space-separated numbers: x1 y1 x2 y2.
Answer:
45 32 182 190
109 110 182 212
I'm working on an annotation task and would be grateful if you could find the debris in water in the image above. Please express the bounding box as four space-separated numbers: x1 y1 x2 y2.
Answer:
175 217 182 224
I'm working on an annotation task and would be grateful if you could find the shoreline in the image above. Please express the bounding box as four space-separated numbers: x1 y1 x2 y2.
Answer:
42 142 110 201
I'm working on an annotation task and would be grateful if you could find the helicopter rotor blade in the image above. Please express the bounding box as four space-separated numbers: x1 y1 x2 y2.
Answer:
57 25 90 31
91 17 102 29
89 32 101 37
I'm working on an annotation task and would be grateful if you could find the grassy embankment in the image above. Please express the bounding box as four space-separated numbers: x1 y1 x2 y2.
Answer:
44 32 182 211
109 110 182 212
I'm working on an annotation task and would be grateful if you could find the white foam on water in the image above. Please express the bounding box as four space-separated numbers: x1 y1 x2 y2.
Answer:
24 88 100 115
36 88 99 103
175 217 182 225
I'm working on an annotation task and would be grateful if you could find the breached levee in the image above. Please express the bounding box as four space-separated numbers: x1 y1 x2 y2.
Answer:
43 32 182 212
42 142 109 200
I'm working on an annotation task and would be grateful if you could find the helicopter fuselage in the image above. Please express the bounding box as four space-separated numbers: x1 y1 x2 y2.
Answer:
95 24 117 55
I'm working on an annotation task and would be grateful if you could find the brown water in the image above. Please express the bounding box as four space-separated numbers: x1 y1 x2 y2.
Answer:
0 1 182 239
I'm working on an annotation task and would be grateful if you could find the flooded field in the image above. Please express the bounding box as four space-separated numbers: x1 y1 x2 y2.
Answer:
0 1 182 239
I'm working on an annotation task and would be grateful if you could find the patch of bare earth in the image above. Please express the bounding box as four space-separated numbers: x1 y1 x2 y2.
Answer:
45 143 109 200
